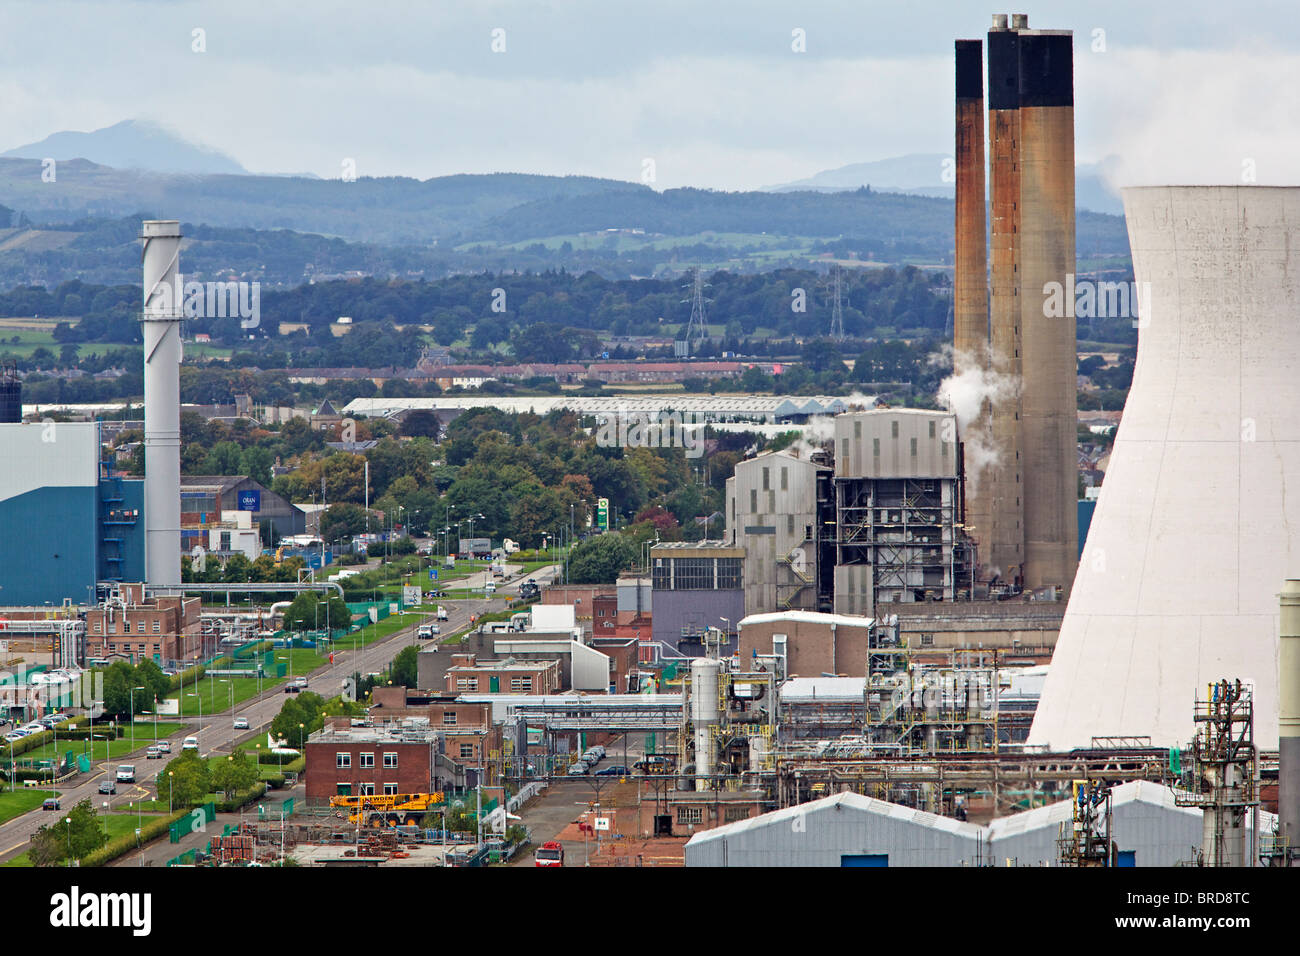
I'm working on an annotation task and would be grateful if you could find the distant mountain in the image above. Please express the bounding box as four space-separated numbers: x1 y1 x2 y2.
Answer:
2 119 249 176
768 153 1124 216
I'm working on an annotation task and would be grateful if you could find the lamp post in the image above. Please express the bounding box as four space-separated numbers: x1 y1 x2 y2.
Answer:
186 691 202 752
168 770 173 814
65 816 72 868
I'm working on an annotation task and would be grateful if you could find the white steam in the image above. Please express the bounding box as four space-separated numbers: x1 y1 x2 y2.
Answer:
934 345 1020 493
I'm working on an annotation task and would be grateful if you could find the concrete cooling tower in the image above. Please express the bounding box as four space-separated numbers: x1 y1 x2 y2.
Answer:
1030 186 1300 750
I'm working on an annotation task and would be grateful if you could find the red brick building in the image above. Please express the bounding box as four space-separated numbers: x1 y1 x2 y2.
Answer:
83 583 204 666
367 687 502 777
443 654 561 695
305 721 443 803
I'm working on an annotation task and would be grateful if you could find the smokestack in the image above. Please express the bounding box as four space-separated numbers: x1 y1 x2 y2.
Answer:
141 220 183 588
986 15 1077 594
953 38 992 565
1282 580 1300 864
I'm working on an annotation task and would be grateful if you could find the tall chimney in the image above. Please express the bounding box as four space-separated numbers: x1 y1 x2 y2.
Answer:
986 15 1077 595
141 220 183 588
1281 579 1300 864
953 39 992 569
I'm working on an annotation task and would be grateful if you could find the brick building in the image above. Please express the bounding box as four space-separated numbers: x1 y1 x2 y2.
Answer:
443 654 561 695
736 610 875 680
367 687 502 778
539 585 613 623
83 583 204 666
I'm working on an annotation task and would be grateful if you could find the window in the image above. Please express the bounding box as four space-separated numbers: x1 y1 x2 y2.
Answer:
716 558 742 590
456 677 479 691
873 438 880 456
336 753 351 768
929 420 936 438
724 806 751 822
786 514 794 536
335 784 352 796
359 783 375 796
94 624 102 634
360 752 375 768
442 712 457 726
920 633 935 647
891 420 899 438
910 438 918 456
383 783 398 796
762 467 769 490
460 743 475 759
383 752 398 768
510 677 533 692
780 466 788 490
677 806 703 825
854 420 862 439
749 489 757 512
152 621 160 633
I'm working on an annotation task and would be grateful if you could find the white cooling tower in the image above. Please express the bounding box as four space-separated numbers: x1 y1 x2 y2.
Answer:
141 220 183 588
1029 186 1300 750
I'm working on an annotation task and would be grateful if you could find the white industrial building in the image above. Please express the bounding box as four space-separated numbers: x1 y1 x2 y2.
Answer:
685 782 1279 867
1031 186 1300 750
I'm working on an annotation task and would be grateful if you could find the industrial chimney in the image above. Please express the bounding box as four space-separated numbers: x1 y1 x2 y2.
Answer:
140 220 183 588
953 38 992 568
986 13 1077 594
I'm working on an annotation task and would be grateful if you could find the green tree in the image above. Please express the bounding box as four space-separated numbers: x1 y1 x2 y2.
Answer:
210 750 259 797
390 645 419 689
283 592 352 633
133 659 170 710
320 502 368 542
160 751 212 807
566 533 638 584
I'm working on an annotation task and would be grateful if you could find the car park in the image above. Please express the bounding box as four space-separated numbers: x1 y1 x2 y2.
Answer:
567 760 590 776
233 717 249 730
595 765 628 777
116 764 136 783
98 778 116 794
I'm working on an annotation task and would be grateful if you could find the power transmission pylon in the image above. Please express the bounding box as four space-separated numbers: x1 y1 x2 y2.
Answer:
678 268 710 356
829 266 846 342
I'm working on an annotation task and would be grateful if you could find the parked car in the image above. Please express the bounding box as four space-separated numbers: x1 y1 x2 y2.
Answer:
181 736 199 751
116 764 136 783
566 760 590 776
595 765 629 777
145 745 163 760
98 778 116 794
42 798 60 811
233 717 249 730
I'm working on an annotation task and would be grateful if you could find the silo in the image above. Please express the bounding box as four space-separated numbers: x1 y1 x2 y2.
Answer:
141 220 183 588
1030 187 1300 750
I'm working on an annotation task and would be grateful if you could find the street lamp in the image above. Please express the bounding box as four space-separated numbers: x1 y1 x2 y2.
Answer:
168 770 174 814
186 691 203 751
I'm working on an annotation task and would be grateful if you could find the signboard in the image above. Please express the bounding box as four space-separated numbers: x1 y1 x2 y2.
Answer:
596 497 609 531
429 569 437 580
237 489 262 512
401 585 422 607
593 817 611 832
388 603 400 615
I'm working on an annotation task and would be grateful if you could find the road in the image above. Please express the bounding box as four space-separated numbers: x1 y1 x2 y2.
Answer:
0 593 505 863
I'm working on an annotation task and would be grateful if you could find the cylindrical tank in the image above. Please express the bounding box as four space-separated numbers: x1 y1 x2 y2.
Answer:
141 220 183 588
690 658 721 725
1280 579 1300 863
748 734 768 773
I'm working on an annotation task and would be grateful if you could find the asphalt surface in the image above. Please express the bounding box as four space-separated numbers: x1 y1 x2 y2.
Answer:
0 579 545 863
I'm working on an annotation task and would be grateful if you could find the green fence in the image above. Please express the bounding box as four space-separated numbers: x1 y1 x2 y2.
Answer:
165 840 212 867
169 802 216 843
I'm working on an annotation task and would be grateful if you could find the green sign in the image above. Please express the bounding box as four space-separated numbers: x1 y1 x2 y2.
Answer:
597 497 609 531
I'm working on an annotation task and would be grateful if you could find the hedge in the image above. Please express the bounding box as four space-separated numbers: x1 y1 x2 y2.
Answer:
215 783 268 813
78 808 191 868
255 750 302 766
167 663 206 694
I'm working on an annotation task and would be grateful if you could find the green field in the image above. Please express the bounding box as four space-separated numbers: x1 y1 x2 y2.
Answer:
168 675 276 717
15 722 184 763
0 789 55 825
0 809 163 867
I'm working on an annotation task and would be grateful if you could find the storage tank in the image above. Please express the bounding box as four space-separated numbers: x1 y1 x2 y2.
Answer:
690 658 721 791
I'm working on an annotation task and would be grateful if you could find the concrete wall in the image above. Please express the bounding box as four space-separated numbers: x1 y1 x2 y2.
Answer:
1031 186 1300 750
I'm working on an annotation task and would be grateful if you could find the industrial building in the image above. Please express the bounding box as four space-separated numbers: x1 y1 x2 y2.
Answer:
726 450 830 614
649 541 744 656
684 782 1278 867
0 421 144 607
180 475 307 557
736 610 876 682
1031 186 1300 751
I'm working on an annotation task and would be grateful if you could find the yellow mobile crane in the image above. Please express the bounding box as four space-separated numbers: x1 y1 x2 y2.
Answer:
329 792 445 827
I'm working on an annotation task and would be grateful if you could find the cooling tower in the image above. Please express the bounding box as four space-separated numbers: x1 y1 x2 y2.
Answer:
953 39 993 557
141 220 183 588
1029 186 1300 750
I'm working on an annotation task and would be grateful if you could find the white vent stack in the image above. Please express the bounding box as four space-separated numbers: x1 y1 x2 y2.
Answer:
141 220 183 588
1030 186 1300 750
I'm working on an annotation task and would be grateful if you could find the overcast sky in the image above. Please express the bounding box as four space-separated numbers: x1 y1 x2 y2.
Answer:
2 0 1298 190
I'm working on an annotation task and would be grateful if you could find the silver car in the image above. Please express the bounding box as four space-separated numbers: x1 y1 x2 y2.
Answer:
567 760 590 776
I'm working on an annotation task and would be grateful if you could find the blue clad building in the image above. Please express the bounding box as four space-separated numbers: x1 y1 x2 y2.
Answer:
0 422 145 606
